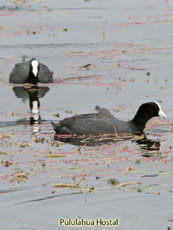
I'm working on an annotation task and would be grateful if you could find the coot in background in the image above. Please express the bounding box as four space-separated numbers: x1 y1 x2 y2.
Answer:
51 102 167 135
9 56 53 84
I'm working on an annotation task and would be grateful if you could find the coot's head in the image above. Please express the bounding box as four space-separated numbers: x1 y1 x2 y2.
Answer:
154 101 167 118
132 101 167 132
30 59 39 78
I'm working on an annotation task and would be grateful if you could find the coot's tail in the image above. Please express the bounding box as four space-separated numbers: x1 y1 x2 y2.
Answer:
51 121 60 131
22 55 27 63
51 121 72 134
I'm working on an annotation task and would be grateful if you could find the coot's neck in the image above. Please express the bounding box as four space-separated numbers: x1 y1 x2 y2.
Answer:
27 71 38 84
130 113 152 133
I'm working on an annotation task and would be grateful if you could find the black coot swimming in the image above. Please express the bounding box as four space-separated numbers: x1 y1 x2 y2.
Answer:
51 102 167 135
9 56 53 84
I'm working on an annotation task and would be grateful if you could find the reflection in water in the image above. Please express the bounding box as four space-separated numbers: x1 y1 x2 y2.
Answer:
12 86 49 133
54 133 160 156
54 133 130 146
134 138 160 157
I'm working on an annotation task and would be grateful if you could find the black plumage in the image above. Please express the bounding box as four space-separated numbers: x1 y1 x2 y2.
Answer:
51 102 167 135
9 56 53 84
